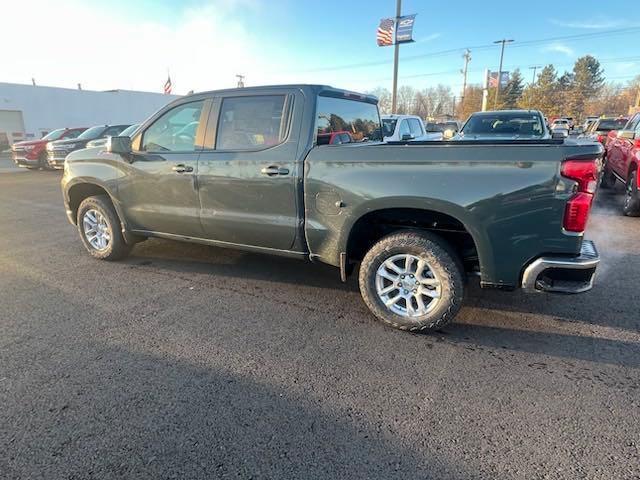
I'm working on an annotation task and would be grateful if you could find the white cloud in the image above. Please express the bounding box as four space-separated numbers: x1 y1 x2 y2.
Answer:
543 43 574 56
0 0 280 94
415 33 442 44
549 18 622 29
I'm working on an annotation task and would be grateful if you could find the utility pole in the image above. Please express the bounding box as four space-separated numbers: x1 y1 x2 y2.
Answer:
460 49 471 114
391 0 402 113
236 75 245 88
529 65 542 85
493 38 514 109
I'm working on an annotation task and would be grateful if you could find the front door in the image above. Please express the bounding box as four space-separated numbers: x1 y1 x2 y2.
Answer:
197 93 300 250
118 99 209 238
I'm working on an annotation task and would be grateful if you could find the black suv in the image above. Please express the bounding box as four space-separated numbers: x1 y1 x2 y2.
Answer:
46 124 130 169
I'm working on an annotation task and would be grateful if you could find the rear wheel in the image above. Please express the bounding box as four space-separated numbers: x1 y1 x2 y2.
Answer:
77 195 132 260
623 170 640 217
358 231 464 332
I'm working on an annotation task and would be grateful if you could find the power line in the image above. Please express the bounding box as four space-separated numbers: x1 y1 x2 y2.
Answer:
297 27 640 74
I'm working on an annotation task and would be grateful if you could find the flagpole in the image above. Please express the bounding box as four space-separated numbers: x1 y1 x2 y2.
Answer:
391 0 401 114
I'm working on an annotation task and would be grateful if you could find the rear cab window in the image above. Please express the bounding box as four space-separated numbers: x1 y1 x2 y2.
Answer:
315 94 382 146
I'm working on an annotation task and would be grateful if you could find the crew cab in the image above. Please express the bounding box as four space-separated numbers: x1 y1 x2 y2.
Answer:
601 112 640 216
381 115 442 142
12 127 86 170
47 124 130 169
61 85 602 332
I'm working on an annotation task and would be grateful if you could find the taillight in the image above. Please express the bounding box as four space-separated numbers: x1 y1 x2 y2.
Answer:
597 135 604 144
563 192 593 232
561 159 598 233
561 159 598 193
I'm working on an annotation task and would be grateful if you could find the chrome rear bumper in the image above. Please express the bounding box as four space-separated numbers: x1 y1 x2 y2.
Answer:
521 240 599 294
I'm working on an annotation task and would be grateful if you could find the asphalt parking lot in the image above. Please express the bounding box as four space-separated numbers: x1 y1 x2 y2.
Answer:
1 161 639 479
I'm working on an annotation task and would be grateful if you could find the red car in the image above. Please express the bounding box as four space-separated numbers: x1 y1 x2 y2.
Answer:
317 131 354 145
602 112 640 215
12 127 86 170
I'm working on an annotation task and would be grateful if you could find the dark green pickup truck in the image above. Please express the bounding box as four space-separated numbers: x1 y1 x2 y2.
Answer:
62 85 602 332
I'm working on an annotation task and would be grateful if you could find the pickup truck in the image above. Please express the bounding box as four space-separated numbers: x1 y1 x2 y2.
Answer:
601 112 640 215
61 85 602 332
381 115 442 142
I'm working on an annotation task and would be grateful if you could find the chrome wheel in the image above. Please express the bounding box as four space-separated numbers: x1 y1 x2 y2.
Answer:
82 209 111 251
375 253 442 318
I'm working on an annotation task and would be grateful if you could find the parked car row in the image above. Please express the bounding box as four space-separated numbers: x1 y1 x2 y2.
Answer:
600 112 640 216
11 124 135 170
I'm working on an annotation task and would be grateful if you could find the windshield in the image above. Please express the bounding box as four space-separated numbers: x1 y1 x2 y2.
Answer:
77 126 106 140
596 119 628 131
120 124 140 137
463 113 544 136
42 129 66 141
381 119 397 137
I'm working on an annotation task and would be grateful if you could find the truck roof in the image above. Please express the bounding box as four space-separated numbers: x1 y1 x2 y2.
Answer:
185 84 379 105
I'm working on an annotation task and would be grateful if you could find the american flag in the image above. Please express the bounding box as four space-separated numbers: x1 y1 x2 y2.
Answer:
164 75 172 95
377 18 395 47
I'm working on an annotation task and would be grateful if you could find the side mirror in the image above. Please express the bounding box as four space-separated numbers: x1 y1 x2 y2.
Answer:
106 136 132 155
618 130 636 140
401 133 414 141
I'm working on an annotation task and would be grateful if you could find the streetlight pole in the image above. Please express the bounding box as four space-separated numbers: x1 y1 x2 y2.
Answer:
460 49 471 114
529 65 541 85
391 0 402 113
493 39 514 109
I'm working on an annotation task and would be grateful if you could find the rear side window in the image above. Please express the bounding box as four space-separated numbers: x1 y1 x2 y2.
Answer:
399 120 411 138
142 101 205 152
408 118 423 137
216 95 287 150
316 95 382 145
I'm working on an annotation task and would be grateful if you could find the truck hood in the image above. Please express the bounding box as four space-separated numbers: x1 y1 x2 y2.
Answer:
12 139 46 147
49 138 90 147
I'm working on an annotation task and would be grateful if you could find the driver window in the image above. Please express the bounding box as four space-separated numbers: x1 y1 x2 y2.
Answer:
216 95 286 150
142 100 204 152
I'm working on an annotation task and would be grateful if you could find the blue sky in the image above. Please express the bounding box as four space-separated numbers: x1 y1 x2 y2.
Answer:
3 0 639 94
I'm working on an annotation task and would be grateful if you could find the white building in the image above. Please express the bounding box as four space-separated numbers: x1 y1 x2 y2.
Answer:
0 82 179 145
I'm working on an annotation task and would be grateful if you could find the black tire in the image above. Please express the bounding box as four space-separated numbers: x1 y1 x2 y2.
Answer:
38 151 51 170
600 168 616 189
76 195 133 260
358 231 464 332
623 170 640 217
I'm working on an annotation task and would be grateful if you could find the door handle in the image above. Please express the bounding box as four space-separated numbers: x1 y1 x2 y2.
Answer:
172 164 193 173
261 165 290 176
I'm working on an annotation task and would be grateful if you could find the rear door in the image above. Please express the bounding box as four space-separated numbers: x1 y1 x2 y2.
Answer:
196 91 301 250
118 98 210 237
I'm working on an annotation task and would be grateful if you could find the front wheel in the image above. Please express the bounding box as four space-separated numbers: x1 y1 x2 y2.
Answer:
623 171 640 217
77 195 132 260
358 231 464 332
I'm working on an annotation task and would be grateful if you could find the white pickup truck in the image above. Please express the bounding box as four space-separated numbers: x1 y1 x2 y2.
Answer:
381 114 442 142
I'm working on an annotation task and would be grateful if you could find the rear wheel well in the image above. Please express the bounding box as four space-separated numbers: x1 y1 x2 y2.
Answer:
68 184 113 224
346 208 479 275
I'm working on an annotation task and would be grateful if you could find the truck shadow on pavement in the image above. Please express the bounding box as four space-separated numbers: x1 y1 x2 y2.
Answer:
2 344 472 480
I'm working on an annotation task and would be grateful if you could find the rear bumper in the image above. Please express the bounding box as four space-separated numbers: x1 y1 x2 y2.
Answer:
521 240 599 294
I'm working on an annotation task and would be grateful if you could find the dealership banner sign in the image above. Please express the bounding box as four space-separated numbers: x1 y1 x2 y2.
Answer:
377 14 417 46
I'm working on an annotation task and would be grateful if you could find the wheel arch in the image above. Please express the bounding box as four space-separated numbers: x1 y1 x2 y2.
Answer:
341 202 489 280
